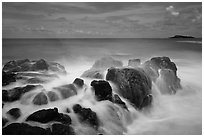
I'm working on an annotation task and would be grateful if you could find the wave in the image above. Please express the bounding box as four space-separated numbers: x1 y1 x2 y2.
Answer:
176 41 202 44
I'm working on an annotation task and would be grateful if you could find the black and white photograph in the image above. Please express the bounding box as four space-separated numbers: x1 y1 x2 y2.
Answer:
2 1 202 135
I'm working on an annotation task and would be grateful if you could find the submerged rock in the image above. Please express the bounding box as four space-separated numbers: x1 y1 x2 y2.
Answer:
106 67 152 109
81 69 104 79
2 118 8 127
128 59 141 67
73 104 99 129
73 78 84 88
47 91 59 102
51 123 75 135
2 85 38 102
32 92 48 105
112 94 128 110
7 108 21 120
2 71 17 86
54 84 77 99
91 80 112 101
2 123 50 135
26 107 71 125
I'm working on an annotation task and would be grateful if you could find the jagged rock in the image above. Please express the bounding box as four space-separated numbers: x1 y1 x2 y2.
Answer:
7 108 21 119
26 108 71 125
73 78 84 88
156 69 181 94
91 80 112 101
54 84 77 99
2 123 50 135
2 71 17 86
3 118 8 127
112 94 128 110
2 85 38 102
81 57 123 79
32 92 48 105
128 59 141 67
81 69 104 79
51 123 75 135
3 59 66 74
106 67 152 109
73 104 99 129
143 56 181 93
47 91 59 102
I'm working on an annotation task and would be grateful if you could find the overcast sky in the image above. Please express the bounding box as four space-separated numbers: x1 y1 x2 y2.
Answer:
2 2 202 38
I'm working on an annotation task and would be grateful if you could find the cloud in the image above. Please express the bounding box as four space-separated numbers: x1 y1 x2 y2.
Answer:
166 5 179 16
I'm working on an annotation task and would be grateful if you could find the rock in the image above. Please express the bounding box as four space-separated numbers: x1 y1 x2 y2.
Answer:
128 59 141 67
54 84 77 99
3 59 66 74
139 94 153 109
73 104 99 129
169 35 195 38
92 57 123 69
2 118 8 127
7 108 21 119
106 67 152 109
2 123 50 135
66 108 71 113
47 91 59 102
51 123 75 135
112 94 128 110
32 92 48 105
2 85 37 102
73 78 84 88
91 80 112 101
27 78 46 84
156 69 181 94
2 71 17 86
81 69 104 79
26 107 71 125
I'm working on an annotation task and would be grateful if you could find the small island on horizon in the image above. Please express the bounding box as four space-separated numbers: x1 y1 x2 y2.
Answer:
169 35 195 38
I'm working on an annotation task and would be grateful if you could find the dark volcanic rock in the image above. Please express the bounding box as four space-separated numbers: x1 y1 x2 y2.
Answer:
7 108 21 119
2 123 50 135
54 84 77 99
128 59 141 67
73 104 99 129
2 85 37 102
91 80 112 101
112 94 128 110
47 91 59 102
51 123 75 135
26 107 71 125
3 59 66 74
73 78 84 88
143 56 181 93
32 92 48 105
106 67 152 109
2 118 8 127
81 69 104 79
2 71 17 86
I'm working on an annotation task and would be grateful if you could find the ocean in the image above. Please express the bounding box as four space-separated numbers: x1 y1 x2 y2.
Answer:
2 38 202 134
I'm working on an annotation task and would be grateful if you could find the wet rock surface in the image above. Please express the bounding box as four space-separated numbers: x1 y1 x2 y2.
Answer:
73 104 99 129
112 94 128 110
2 71 17 86
81 69 104 79
51 123 75 135
128 59 141 67
91 80 112 101
47 91 59 102
26 107 71 125
106 67 152 109
2 117 8 127
73 78 84 88
7 108 21 120
32 92 48 105
53 84 77 99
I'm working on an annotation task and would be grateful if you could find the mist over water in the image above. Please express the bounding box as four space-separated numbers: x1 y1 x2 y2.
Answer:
2 38 202 134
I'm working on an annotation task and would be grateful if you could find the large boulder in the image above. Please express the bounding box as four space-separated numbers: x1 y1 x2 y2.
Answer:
143 56 181 93
91 80 112 101
51 123 75 135
26 107 71 125
32 92 48 105
128 59 141 67
2 85 38 102
106 67 152 109
3 59 66 74
2 123 50 135
53 84 77 99
6 108 21 120
47 91 59 102
73 104 99 129
81 57 123 79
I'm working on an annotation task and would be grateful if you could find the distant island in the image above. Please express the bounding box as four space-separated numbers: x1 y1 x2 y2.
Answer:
169 35 195 38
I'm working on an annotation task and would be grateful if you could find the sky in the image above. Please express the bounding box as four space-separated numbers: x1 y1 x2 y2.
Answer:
2 2 202 38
